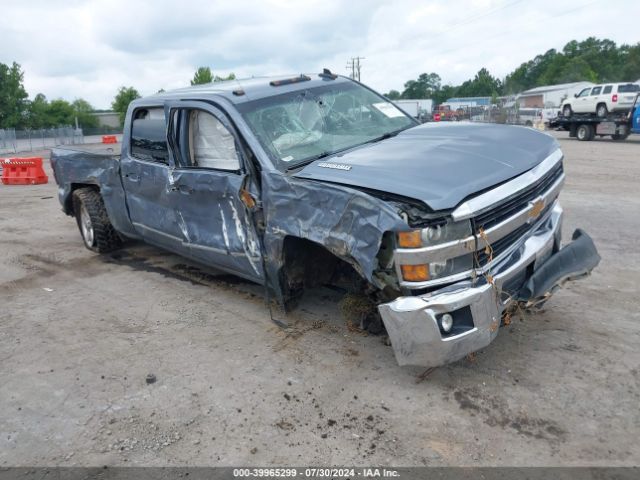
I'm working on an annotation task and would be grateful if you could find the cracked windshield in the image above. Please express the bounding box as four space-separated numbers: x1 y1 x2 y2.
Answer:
239 81 416 170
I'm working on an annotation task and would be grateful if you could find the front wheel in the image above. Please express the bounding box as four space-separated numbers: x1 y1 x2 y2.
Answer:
562 105 572 117
72 188 122 253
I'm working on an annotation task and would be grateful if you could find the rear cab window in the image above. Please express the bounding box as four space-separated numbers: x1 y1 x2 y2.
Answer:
603 85 612 94
130 107 169 164
618 84 640 93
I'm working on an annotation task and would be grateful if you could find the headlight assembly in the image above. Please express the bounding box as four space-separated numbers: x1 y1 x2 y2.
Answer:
396 220 474 283
398 220 472 248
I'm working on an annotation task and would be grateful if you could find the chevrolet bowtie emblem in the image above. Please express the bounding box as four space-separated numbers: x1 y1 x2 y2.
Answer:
529 198 545 219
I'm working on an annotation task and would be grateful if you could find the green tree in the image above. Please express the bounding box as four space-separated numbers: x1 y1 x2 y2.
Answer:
0 61 29 128
504 38 640 92
432 85 458 105
456 68 502 97
72 98 99 128
191 66 214 85
111 86 141 125
401 73 441 99
191 67 236 85
621 44 640 81
46 99 76 126
385 90 401 100
27 93 50 129
214 72 236 82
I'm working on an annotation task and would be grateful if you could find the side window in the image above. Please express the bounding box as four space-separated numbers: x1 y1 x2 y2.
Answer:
590 87 602 95
577 88 591 97
130 108 169 164
603 85 612 94
183 110 241 171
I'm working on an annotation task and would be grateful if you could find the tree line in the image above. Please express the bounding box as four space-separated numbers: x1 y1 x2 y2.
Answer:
0 64 235 130
385 37 640 104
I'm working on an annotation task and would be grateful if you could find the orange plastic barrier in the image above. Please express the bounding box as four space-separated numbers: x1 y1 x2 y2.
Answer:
1 157 48 185
102 135 117 144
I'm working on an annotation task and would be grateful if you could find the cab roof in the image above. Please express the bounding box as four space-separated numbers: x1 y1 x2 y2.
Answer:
138 72 352 106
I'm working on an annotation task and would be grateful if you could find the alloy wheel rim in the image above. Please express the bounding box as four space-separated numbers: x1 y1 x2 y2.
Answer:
80 204 95 247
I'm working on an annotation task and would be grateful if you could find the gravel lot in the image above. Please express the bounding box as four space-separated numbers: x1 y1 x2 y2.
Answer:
1 131 639 467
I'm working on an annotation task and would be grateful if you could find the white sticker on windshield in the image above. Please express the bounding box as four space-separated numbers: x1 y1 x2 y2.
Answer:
281 155 294 162
372 102 404 118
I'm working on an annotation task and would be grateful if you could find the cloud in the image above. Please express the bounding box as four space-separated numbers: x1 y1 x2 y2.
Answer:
1 0 638 108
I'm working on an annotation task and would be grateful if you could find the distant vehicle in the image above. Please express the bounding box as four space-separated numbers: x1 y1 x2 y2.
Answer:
540 108 558 125
561 83 640 118
515 108 543 126
551 93 640 141
432 105 459 121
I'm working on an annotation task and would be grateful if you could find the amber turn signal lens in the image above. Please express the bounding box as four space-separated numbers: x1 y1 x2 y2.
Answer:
400 264 430 282
398 231 422 248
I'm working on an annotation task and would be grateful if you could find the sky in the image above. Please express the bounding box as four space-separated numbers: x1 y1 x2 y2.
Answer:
2 0 639 109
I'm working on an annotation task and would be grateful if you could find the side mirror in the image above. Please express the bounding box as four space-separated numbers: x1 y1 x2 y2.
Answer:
574 93 578 98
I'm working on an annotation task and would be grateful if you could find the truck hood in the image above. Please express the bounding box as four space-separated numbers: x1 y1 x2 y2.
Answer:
292 122 560 212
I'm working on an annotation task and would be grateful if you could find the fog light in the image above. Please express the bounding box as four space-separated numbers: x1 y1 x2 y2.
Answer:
440 313 454 333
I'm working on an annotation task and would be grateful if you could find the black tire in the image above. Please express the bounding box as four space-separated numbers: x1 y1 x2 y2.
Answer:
576 124 593 141
363 311 385 335
72 187 121 253
562 105 572 117
611 133 629 141
596 103 608 118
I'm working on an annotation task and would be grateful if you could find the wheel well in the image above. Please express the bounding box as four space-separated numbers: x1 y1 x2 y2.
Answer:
66 183 99 215
279 236 366 308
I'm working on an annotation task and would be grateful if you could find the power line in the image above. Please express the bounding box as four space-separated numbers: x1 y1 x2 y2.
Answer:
418 0 600 59
435 0 526 34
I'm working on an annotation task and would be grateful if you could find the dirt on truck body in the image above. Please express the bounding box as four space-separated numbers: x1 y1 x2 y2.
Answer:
50 71 600 368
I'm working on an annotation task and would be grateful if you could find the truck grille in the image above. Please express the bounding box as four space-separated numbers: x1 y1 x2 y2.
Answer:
473 162 563 231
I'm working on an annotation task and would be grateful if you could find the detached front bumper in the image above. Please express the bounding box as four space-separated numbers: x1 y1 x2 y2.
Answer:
378 204 600 367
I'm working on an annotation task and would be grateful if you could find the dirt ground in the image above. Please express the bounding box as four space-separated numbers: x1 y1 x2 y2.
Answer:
1 131 639 467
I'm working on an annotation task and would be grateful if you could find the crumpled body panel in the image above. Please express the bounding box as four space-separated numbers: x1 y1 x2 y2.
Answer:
260 171 406 297
50 148 137 238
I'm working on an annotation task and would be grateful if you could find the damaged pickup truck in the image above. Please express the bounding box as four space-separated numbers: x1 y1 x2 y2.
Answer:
50 71 600 368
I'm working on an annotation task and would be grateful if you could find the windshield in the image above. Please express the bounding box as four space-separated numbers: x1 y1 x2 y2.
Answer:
237 81 417 170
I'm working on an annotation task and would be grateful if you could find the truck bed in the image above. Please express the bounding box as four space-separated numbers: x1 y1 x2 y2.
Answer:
53 143 122 157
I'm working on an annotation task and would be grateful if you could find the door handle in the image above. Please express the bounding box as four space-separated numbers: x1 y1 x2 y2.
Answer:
170 184 194 194
125 173 140 183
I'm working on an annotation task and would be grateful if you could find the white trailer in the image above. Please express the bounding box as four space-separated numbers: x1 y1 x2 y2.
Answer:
393 99 433 119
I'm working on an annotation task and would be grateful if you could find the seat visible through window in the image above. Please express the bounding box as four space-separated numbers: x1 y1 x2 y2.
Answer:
188 110 240 170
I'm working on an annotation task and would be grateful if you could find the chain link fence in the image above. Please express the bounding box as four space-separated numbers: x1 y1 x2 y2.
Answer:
0 126 123 155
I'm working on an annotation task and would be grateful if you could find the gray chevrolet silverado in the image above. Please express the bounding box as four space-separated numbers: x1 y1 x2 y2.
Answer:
50 71 600 368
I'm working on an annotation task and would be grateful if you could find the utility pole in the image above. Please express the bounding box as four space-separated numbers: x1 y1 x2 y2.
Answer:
346 56 365 81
